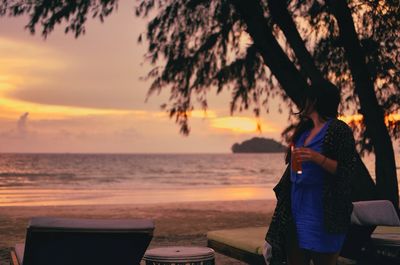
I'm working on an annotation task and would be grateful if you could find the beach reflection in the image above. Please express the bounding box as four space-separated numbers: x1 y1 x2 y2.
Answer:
0 186 275 207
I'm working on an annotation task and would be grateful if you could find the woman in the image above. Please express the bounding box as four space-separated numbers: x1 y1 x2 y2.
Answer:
265 82 357 265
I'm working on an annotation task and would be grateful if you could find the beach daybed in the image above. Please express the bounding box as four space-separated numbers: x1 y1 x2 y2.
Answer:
207 226 267 265
207 200 400 264
10 217 154 265
367 226 400 263
207 226 400 264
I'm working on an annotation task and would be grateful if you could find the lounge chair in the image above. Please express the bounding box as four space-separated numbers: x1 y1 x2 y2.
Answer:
367 226 400 264
341 200 400 261
207 200 400 264
10 217 155 265
207 226 400 264
207 226 267 265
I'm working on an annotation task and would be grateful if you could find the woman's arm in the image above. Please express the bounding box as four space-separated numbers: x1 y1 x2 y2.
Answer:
293 124 356 177
293 148 338 174
312 152 337 174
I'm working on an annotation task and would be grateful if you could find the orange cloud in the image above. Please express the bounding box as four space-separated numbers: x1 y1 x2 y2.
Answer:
153 109 217 119
210 116 277 134
339 113 400 126
338 114 363 124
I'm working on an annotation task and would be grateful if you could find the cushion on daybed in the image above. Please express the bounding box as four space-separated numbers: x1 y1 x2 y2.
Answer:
207 227 266 255
351 200 400 226
371 226 400 246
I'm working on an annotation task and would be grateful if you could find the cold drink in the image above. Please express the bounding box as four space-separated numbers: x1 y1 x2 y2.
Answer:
291 145 302 174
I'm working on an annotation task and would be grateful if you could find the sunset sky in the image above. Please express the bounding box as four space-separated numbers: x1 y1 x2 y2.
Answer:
0 2 397 153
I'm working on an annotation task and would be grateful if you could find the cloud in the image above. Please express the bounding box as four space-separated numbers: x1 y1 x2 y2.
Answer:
0 7 294 153
0 112 30 140
17 112 29 136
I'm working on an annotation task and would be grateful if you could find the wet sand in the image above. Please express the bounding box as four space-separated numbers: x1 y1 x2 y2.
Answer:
0 199 276 264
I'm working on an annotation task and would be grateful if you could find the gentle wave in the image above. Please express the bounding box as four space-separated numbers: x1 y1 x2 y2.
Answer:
0 172 76 178
0 153 398 206
0 153 285 189
0 153 398 190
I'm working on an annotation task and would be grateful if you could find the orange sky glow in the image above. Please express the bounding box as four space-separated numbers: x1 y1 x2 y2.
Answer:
0 2 398 153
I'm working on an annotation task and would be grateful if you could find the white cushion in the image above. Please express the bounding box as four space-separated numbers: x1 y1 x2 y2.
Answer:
351 200 400 226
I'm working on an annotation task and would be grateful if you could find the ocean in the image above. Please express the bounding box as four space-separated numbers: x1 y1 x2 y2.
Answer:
0 153 398 206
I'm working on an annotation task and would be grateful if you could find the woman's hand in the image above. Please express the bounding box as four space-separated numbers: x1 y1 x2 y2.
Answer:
292 147 322 164
293 147 338 174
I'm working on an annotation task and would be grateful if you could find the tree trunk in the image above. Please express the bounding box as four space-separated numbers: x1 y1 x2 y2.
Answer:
229 0 307 106
329 0 399 208
352 154 378 202
231 0 377 202
267 0 324 84
267 0 378 202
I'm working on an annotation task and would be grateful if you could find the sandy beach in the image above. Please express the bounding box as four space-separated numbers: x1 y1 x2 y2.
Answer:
0 199 276 264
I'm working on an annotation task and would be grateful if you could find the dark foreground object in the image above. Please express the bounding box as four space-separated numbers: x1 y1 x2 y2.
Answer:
207 226 400 265
10 217 154 265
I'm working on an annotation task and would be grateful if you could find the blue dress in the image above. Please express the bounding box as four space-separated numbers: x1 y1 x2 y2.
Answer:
290 118 346 253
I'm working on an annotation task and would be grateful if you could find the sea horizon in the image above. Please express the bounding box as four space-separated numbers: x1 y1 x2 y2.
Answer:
0 153 399 207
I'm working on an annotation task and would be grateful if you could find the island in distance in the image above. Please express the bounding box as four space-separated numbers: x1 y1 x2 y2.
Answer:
231 137 287 153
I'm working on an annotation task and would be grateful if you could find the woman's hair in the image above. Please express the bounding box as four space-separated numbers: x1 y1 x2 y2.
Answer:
284 81 341 164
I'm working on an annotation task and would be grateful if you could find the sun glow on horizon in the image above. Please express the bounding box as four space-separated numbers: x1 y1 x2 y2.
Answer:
210 116 276 134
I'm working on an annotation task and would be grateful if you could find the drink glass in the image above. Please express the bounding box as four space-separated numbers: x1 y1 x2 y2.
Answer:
291 145 302 174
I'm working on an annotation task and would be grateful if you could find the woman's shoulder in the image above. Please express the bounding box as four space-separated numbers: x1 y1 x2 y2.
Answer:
326 118 354 146
329 118 352 133
324 118 354 149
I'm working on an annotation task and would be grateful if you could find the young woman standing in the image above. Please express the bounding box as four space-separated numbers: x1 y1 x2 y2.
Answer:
265 82 357 265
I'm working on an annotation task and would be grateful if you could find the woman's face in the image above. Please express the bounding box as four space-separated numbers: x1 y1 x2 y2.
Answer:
300 98 316 118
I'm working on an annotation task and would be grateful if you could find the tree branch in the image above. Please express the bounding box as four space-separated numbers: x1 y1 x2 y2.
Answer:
229 0 308 107
268 0 324 84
